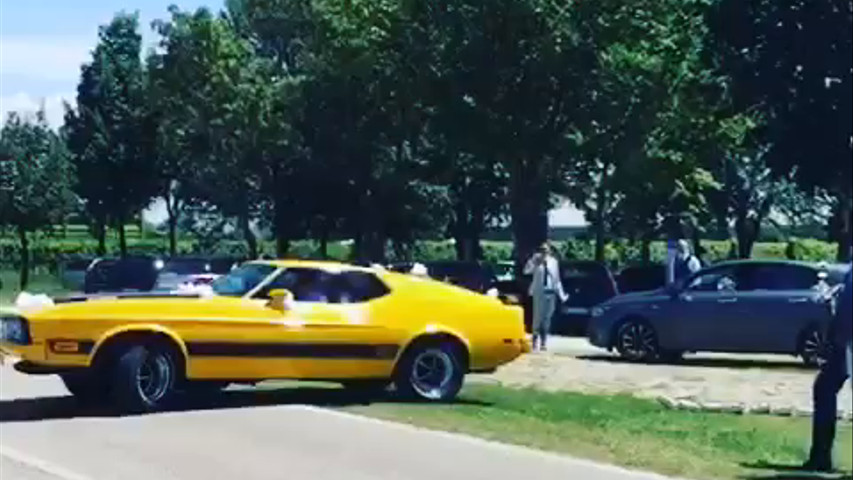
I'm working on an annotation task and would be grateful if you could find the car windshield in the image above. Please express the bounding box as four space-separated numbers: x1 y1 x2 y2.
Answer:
211 263 277 297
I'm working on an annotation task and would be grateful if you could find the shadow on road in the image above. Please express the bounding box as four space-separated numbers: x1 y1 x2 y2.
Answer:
579 354 813 371
740 461 853 480
0 386 491 423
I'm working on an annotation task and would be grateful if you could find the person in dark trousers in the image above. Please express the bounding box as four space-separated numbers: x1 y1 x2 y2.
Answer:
803 264 852 472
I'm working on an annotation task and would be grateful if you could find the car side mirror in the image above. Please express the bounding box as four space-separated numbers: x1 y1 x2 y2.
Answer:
267 289 294 312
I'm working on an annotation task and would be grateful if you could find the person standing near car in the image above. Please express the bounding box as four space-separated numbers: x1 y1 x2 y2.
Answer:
672 239 702 283
524 242 568 352
803 264 852 472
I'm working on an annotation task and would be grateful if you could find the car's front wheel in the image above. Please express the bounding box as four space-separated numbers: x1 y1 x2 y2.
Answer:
394 340 465 402
615 318 660 362
111 343 180 413
60 371 109 405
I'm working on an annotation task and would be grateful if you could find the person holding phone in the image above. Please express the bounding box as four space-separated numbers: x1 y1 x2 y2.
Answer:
524 242 568 352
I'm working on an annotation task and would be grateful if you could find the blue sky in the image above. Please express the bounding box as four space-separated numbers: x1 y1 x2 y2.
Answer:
0 0 587 226
0 0 217 127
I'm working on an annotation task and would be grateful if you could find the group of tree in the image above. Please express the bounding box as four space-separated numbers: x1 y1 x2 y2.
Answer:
1 0 850 288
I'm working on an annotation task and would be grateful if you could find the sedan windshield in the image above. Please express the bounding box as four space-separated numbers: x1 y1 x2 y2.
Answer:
211 264 276 297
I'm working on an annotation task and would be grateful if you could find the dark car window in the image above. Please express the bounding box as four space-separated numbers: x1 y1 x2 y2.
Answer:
163 259 211 275
84 257 159 293
560 262 617 306
743 264 818 291
425 262 496 292
686 266 739 292
255 268 337 302
337 272 391 303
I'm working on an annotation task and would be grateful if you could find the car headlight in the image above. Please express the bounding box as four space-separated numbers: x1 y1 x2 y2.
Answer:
0 315 31 345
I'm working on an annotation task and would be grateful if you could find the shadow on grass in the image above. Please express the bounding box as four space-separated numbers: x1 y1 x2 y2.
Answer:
741 461 853 480
579 354 813 371
0 386 491 423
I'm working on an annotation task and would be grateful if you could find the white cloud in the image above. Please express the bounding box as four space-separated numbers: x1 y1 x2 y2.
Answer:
0 92 73 128
0 35 92 83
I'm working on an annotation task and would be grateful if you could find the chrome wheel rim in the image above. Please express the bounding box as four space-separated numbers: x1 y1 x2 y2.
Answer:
410 348 454 400
619 322 656 360
802 330 826 366
137 351 173 403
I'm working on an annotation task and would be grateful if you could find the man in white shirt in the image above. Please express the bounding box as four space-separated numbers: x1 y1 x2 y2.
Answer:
524 243 568 351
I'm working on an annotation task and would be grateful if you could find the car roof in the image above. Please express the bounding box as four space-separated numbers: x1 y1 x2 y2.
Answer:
708 259 827 270
248 259 378 273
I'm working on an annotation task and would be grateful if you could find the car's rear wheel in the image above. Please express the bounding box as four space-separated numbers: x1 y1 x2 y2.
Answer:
394 341 465 402
111 343 180 413
60 371 109 405
799 326 827 368
615 318 660 362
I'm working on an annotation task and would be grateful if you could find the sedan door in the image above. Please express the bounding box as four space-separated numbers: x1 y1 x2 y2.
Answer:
733 264 826 354
664 265 749 352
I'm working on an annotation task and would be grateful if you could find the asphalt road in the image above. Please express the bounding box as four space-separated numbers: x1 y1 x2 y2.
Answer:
0 366 682 480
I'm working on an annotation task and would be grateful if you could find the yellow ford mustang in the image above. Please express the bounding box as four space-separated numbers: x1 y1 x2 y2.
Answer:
1 260 528 411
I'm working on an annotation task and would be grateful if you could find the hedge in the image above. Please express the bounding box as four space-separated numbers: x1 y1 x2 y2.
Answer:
0 236 838 271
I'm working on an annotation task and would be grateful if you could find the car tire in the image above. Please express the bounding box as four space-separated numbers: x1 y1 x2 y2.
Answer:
60 371 109 405
394 341 465 402
615 318 660 363
110 343 180 413
799 326 827 368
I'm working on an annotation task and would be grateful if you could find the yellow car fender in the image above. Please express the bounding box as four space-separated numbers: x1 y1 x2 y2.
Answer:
398 323 472 360
91 324 189 365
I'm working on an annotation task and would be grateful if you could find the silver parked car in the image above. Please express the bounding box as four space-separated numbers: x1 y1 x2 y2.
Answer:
587 260 847 366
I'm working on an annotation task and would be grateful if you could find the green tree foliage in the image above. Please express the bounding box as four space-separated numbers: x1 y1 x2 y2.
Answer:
0 111 76 288
710 0 853 260
63 12 157 257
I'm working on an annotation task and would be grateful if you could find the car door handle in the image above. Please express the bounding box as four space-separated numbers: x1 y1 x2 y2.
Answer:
788 298 809 304
717 298 737 304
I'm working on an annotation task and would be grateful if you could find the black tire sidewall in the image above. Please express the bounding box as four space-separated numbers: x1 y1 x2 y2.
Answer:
111 344 178 413
615 319 660 362
395 342 465 402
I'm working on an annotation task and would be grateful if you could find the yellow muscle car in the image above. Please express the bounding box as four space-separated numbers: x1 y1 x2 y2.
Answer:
1 260 528 412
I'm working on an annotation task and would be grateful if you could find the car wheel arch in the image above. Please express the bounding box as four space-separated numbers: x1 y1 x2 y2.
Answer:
396 331 471 373
91 326 188 374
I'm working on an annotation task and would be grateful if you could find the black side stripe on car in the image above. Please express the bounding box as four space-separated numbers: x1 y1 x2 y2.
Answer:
185 342 400 360
48 339 95 355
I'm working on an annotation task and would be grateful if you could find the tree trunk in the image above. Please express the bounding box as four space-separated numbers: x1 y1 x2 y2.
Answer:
165 194 178 257
735 217 756 259
835 198 852 262
273 196 290 259
94 216 107 256
276 237 290 258
318 221 329 259
640 234 652 265
239 213 258 259
17 225 30 289
452 199 469 261
593 162 611 262
117 214 128 258
510 163 548 275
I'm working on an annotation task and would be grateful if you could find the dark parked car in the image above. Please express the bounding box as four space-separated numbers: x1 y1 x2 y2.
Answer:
152 256 239 291
588 260 847 366
60 256 98 291
386 261 498 294
83 256 162 293
553 261 619 335
616 265 666 294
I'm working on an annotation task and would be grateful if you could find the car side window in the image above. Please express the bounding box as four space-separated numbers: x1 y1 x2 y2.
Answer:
255 268 338 303
337 272 390 303
687 267 738 293
743 265 818 291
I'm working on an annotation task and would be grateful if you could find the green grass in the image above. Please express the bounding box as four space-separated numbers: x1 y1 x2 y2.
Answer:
346 384 853 480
